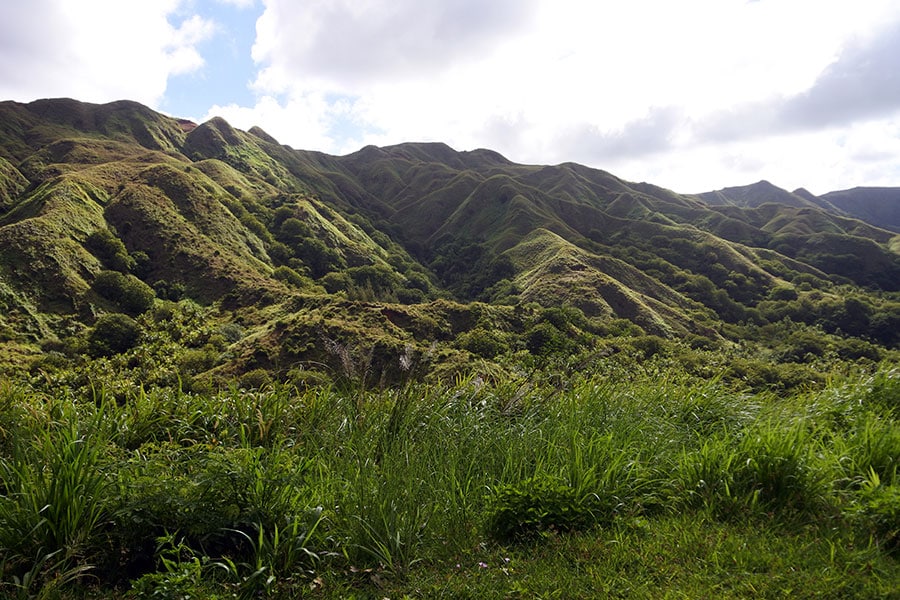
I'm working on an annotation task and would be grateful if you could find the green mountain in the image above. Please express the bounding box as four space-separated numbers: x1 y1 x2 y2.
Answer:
696 181 900 233
819 187 900 233
0 98 897 387
696 180 828 210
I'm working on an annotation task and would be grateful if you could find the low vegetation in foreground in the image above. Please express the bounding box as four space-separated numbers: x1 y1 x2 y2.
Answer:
0 362 897 599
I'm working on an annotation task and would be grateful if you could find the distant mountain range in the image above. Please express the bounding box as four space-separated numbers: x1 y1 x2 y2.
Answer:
697 181 900 233
0 98 897 381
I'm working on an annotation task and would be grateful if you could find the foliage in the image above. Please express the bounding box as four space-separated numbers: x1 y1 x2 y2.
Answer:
429 238 516 300
85 229 135 273
486 476 598 541
0 365 897 596
91 270 155 315
87 313 141 357
3 97 900 597
855 473 900 555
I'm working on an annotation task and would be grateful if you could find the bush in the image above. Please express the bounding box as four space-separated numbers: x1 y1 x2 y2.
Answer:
457 328 507 359
177 346 219 376
85 229 134 273
778 330 827 363
768 285 798 301
677 423 826 519
92 270 156 315
486 476 598 542
273 265 310 289
88 313 141 357
856 474 900 555
834 338 882 361
319 271 353 294
396 287 426 304
239 369 272 389
628 335 670 360
526 322 568 356
153 279 186 302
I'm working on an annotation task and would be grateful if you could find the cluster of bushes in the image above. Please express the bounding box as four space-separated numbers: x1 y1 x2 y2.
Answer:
90 270 155 316
31 299 236 396
756 292 900 346
428 237 517 301
85 229 135 273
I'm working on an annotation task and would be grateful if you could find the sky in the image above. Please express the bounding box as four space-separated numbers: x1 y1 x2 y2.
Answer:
2 1 900 196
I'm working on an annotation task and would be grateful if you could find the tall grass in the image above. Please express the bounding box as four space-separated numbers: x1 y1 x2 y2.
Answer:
0 394 110 594
0 366 897 596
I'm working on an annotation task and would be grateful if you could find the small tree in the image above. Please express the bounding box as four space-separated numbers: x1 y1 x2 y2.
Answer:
88 313 140 357
92 270 155 315
85 229 135 273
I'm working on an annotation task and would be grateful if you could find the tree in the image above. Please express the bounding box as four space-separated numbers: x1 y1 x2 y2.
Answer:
88 313 140 357
85 229 135 273
92 270 156 315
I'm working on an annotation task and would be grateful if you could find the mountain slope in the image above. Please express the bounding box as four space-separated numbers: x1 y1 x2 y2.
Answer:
696 180 827 210
0 98 898 383
820 187 900 233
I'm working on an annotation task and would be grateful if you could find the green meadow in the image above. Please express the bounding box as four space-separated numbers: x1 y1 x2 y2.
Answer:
1 362 897 598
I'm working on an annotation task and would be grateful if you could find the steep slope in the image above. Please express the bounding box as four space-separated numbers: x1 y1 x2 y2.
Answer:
505 229 705 336
820 187 900 233
0 98 898 384
691 184 900 290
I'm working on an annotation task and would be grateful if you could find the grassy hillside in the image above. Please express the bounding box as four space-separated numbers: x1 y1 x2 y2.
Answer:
821 186 900 233
0 98 896 390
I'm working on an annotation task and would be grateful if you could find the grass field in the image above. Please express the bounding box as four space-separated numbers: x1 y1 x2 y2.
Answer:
0 365 897 598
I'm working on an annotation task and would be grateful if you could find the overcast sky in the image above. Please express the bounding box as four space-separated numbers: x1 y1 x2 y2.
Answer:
2 0 900 195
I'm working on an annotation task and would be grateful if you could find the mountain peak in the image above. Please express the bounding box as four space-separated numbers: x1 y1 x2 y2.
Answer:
697 180 816 209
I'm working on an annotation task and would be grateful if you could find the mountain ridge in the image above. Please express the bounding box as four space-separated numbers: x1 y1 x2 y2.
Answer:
0 98 897 386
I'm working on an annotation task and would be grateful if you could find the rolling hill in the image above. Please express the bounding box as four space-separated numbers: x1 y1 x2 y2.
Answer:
0 98 897 386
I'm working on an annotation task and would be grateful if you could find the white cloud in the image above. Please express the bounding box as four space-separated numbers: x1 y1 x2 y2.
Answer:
215 0 257 8
0 0 214 107
205 93 345 151
251 0 539 91
3 0 900 192
609 118 900 196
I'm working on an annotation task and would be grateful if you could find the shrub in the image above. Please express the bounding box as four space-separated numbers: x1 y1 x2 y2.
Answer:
88 313 141 357
777 330 827 363
319 271 353 294
177 346 219 376
735 424 825 514
628 335 670 360
85 229 134 273
677 422 826 518
92 270 155 315
0 418 110 566
768 285 798 301
844 412 900 485
526 322 568 356
272 265 309 289
239 369 272 390
396 287 426 304
457 328 507 359
856 472 900 555
486 476 598 542
834 338 882 361
153 279 186 302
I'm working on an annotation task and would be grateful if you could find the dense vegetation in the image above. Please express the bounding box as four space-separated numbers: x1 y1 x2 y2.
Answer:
1 362 898 598
1 98 899 387
0 98 898 596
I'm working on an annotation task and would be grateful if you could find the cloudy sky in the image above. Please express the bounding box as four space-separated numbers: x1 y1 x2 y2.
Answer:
2 0 900 195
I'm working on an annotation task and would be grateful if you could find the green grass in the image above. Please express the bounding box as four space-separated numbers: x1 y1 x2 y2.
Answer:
0 366 897 597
